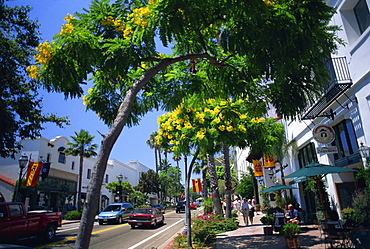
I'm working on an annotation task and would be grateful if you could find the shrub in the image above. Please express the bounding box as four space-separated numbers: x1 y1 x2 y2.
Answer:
192 213 238 247
260 215 274 226
64 210 82 220
352 189 370 226
282 223 301 238
202 197 213 214
341 208 354 222
172 233 189 248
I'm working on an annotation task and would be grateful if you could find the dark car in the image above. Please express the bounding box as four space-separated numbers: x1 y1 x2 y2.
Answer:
128 207 164 228
176 201 186 213
151 204 165 214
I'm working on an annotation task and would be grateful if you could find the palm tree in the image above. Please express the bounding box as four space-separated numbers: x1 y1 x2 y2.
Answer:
65 130 98 211
146 132 159 173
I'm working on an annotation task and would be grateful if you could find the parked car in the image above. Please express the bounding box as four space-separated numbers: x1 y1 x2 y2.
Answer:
97 203 134 225
0 202 62 243
128 207 164 228
151 204 165 214
176 201 196 213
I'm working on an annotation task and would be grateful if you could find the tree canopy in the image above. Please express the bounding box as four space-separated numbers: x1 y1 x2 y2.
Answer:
25 0 341 247
0 1 68 158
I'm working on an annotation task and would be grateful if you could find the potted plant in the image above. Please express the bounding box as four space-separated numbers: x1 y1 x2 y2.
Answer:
282 223 301 249
260 215 274 235
254 204 261 212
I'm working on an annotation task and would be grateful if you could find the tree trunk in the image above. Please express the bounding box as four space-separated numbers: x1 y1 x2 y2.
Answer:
202 166 208 199
223 143 232 219
207 154 222 215
74 54 212 249
154 147 158 173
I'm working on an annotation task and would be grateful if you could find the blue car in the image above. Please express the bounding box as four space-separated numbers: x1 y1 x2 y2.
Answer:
97 203 134 225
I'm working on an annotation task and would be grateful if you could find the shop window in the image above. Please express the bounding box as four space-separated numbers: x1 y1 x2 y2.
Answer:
298 142 318 168
354 0 370 34
331 119 359 160
87 169 91 179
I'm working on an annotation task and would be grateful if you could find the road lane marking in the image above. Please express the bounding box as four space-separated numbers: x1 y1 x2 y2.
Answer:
127 219 184 249
35 211 178 249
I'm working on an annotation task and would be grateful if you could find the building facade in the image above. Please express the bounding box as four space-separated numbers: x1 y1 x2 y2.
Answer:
0 136 152 213
237 0 370 221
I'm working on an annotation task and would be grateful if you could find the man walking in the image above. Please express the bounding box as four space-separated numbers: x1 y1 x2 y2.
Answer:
241 198 249 226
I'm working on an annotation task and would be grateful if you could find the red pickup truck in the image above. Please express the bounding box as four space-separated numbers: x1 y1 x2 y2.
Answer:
0 202 62 243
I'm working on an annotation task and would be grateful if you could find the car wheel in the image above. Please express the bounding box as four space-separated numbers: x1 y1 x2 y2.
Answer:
98 220 104 225
176 210 179 213
152 220 157 228
160 217 165 225
38 224 56 241
118 216 123 224
131 225 135 229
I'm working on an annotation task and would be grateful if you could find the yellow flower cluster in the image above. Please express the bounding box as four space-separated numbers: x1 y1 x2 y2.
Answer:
60 23 74 36
251 117 265 123
101 16 133 39
34 41 53 64
60 14 75 36
26 65 39 79
128 7 150 28
263 0 275 6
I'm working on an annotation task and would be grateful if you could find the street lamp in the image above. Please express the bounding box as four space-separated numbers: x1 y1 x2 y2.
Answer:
358 142 370 167
116 174 123 202
16 155 29 202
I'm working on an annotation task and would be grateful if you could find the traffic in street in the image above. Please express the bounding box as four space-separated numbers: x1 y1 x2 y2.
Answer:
4 208 198 249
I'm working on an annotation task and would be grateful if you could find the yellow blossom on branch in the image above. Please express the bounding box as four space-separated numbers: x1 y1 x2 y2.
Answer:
26 65 39 79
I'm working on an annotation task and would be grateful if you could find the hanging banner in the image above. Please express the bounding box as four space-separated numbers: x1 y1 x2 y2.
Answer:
253 159 263 177
24 162 43 187
40 162 51 180
192 178 202 192
263 156 275 170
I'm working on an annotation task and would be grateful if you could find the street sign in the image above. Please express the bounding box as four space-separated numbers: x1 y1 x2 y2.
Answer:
316 146 338 154
313 124 335 144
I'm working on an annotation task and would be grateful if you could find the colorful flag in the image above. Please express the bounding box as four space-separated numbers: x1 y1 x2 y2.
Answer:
263 156 275 170
192 178 202 192
253 159 263 177
24 162 43 187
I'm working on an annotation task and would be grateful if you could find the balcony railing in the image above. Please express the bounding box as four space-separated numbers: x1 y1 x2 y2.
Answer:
301 57 352 120
334 153 362 168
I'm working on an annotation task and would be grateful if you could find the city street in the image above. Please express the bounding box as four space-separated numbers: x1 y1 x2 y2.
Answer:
8 209 192 249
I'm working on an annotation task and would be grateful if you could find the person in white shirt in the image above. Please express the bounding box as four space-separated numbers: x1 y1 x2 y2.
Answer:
241 198 249 226
233 198 241 215
247 199 255 225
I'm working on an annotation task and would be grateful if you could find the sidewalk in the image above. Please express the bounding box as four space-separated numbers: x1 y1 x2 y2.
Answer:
216 212 323 249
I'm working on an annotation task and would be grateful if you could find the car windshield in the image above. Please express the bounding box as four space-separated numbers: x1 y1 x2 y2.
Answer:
134 208 153 214
152 205 161 208
103 205 121 212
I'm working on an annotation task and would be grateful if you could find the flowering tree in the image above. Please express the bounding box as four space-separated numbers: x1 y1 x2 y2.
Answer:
26 0 339 247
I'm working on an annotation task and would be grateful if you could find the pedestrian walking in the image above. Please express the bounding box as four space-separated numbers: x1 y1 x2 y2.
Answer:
248 199 255 225
241 198 249 226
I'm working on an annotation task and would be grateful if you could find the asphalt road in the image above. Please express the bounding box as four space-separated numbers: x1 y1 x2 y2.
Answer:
6 209 193 249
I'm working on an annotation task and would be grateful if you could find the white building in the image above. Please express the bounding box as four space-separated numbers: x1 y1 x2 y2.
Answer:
237 0 370 221
0 136 152 213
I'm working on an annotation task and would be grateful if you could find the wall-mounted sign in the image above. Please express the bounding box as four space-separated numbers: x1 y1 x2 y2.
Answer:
316 146 338 154
313 124 335 144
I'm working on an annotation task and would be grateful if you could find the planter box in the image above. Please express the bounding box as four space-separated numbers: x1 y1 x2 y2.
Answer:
263 226 273 235
285 237 300 249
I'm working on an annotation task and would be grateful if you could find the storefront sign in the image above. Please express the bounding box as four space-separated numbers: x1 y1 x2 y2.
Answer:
313 124 335 144
316 146 338 154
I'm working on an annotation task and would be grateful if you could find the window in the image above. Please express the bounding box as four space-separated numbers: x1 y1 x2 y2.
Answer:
354 0 370 34
9 204 23 217
71 161 75 170
87 169 91 179
298 142 318 168
57 147 66 164
331 119 359 160
105 174 109 184
46 153 51 163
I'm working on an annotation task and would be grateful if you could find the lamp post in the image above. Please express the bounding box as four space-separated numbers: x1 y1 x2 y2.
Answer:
358 142 370 168
16 155 29 202
116 174 123 202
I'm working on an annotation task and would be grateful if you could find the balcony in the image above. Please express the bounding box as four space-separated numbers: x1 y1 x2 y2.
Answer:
301 57 352 120
334 153 362 168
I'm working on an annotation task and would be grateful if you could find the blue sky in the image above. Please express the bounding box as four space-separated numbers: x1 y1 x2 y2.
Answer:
8 0 191 178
